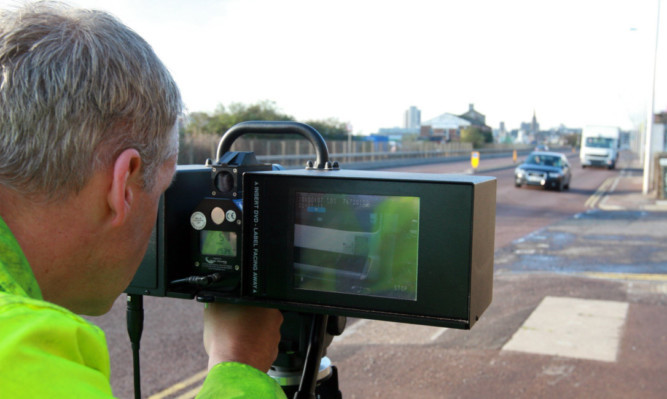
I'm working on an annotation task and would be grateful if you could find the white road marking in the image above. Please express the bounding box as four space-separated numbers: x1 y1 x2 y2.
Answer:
334 320 447 345
502 296 629 362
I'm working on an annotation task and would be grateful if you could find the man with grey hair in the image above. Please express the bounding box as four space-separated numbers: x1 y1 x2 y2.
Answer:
0 2 285 397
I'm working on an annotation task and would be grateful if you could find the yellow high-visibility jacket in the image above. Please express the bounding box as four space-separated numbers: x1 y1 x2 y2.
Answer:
0 216 285 398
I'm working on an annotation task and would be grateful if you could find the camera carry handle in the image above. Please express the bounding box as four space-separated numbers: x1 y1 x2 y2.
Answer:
215 120 337 170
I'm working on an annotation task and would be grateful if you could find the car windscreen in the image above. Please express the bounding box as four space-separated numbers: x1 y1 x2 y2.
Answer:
585 137 614 148
526 154 562 167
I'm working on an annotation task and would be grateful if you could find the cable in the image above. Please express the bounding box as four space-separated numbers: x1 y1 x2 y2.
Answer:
294 314 328 399
170 272 223 286
126 294 144 399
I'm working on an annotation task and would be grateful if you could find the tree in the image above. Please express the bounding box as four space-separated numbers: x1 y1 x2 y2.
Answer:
563 133 579 148
183 101 351 140
185 112 213 135
460 126 492 148
183 100 294 136
227 100 293 123
304 118 349 140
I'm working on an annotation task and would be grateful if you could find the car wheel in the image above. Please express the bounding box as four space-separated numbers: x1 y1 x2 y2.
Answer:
557 180 564 192
515 180 522 188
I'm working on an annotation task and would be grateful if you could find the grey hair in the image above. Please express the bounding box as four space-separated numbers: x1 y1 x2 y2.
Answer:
0 1 182 200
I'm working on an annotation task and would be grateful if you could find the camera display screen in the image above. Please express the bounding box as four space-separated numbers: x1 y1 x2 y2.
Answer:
200 230 237 257
293 192 420 300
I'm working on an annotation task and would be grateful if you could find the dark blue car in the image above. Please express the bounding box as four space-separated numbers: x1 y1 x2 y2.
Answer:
514 151 572 191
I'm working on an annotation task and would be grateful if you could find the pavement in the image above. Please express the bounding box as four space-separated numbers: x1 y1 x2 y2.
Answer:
328 152 667 398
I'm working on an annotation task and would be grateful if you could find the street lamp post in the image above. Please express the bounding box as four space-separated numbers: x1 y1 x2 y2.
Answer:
643 0 662 194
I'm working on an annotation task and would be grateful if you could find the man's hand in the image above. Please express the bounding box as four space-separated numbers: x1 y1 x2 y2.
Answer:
203 303 283 373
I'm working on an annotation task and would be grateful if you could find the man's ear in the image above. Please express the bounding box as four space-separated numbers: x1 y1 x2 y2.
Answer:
108 148 143 227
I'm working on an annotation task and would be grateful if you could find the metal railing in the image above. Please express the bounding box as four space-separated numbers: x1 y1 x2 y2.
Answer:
177 134 534 169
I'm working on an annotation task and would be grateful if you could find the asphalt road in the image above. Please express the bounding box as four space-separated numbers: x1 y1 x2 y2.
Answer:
382 150 617 250
88 150 664 398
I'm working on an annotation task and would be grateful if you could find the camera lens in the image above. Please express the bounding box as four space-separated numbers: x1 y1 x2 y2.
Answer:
214 171 235 193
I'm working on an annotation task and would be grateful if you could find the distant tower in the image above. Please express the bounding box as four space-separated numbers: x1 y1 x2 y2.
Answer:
531 110 539 134
404 106 421 129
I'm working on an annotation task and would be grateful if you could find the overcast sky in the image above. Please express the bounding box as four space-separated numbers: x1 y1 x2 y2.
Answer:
2 0 666 133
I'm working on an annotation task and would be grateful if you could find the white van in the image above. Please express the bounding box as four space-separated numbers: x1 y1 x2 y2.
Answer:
580 125 620 169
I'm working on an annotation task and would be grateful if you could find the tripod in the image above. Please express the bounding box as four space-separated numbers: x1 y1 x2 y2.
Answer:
270 312 345 399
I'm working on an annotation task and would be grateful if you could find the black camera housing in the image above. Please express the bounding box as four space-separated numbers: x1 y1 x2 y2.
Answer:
126 123 496 329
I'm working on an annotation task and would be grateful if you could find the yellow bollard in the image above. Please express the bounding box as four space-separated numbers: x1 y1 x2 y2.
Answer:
471 151 480 173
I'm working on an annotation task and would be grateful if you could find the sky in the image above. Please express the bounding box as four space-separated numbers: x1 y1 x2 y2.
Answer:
2 0 666 134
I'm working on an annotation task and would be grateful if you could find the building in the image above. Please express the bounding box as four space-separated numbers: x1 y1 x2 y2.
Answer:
420 113 471 141
404 106 421 129
520 110 540 136
377 126 420 140
459 103 487 127
373 106 421 141
460 103 492 131
496 121 512 143
459 104 492 138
